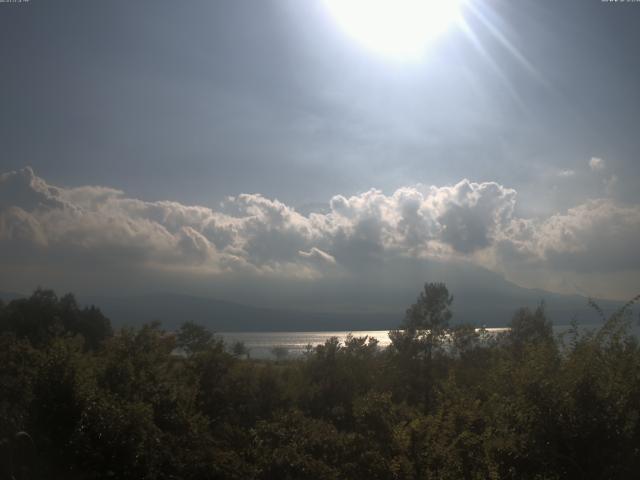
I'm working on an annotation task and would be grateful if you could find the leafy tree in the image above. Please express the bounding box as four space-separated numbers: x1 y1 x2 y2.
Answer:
271 346 289 362
0 334 38 438
405 283 453 333
388 283 454 409
391 282 453 361
2 285 639 479
450 323 482 358
0 289 111 350
301 335 382 426
176 321 215 356
508 302 553 350
188 337 235 426
30 335 86 473
248 411 343 480
232 340 250 359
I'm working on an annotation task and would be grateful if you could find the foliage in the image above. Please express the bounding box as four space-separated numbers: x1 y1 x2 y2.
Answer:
508 303 553 349
1 286 640 479
390 282 454 359
0 289 111 350
176 321 216 356
271 346 289 362
231 340 250 359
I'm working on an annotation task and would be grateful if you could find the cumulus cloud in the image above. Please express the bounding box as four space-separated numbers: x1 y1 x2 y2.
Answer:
1 167 639 299
533 199 640 272
490 197 640 285
0 166 64 211
430 181 516 254
0 168 518 274
0 206 48 247
487 198 640 299
298 247 336 265
589 156 605 171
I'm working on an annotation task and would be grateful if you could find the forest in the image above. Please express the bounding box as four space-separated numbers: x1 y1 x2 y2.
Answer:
1 284 639 479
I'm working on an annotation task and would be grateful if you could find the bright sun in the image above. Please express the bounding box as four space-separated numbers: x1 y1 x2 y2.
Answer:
324 0 464 59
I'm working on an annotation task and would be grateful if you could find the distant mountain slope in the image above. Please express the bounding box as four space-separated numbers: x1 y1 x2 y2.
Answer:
80 287 626 332
4 260 632 331
81 293 397 332
0 291 25 302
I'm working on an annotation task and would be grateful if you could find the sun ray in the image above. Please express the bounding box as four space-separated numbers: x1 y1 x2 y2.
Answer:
466 1 549 88
458 17 527 112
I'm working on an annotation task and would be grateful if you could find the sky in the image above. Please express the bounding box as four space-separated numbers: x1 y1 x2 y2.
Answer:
1 0 639 313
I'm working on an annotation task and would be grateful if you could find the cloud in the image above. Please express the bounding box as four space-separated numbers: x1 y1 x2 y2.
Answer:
0 166 64 211
558 169 575 177
431 180 516 254
1 167 639 300
0 168 517 272
589 156 605 171
535 199 640 272
0 206 48 247
487 198 640 299
298 247 336 265
604 174 618 196
493 198 640 277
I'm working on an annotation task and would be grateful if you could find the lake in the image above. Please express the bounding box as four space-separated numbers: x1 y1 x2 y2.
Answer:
218 328 510 359
218 323 639 359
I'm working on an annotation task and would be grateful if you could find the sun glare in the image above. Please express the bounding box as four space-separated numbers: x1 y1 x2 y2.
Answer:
324 0 464 59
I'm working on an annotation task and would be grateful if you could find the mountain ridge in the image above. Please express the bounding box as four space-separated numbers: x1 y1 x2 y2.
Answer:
1 282 629 332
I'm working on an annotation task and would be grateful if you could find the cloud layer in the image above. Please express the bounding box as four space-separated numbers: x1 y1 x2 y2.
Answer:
1 167 639 300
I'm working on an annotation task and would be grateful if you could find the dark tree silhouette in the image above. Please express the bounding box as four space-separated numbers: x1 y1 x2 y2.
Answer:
176 321 214 356
508 302 552 349
0 289 111 350
390 282 453 360
1 286 639 479
231 340 250 358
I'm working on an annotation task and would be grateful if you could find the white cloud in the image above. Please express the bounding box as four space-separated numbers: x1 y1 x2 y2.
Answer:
604 174 618 196
0 206 48 247
429 180 516 254
1 167 639 300
491 198 640 280
589 156 605 171
488 198 640 299
535 199 640 272
298 247 337 265
0 166 64 211
0 168 518 273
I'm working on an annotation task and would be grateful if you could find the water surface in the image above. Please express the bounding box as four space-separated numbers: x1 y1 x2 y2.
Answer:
219 328 510 359
218 323 640 359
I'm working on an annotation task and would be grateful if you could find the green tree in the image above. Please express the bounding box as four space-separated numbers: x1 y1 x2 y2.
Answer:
176 321 215 356
232 340 250 359
0 289 112 350
0 334 38 438
271 346 289 362
391 282 453 360
387 283 454 409
508 303 553 350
